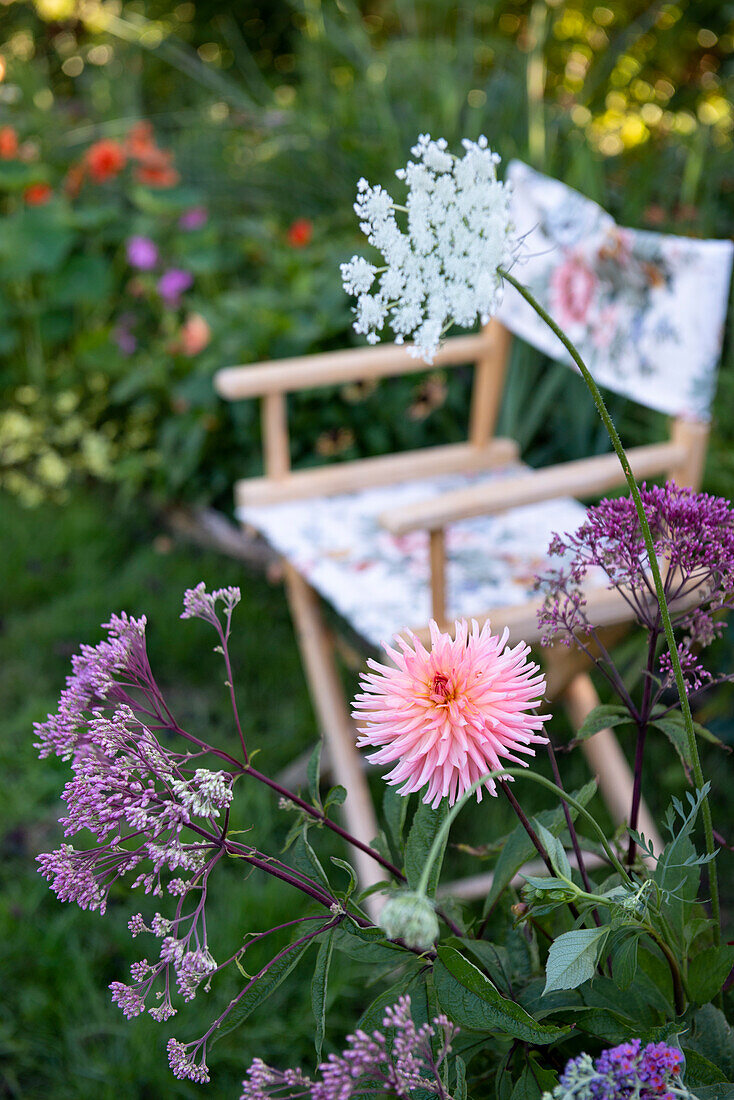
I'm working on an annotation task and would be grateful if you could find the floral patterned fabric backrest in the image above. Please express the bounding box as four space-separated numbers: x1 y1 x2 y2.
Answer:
496 160 734 421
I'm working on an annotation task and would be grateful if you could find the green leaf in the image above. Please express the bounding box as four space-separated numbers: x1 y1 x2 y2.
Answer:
434 946 571 1043
534 823 572 880
688 947 734 1006
333 922 413 967
329 856 357 902
543 928 609 994
212 941 310 1044
575 704 632 741
448 1056 465 1100
691 1087 734 1100
358 971 423 1032
510 1054 558 1100
405 800 449 897
483 780 597 914
0 160 46 190
324 784 347 809
311 929 335 1061
383 786 409 864
685 1006 734 1081
291 829 331 890
307 738 323 808
610 932 639 990
683 1050 728 1087
48 255 113 306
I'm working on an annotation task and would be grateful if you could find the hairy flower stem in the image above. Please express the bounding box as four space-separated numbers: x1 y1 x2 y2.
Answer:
627 635 658 866
500 268 720 944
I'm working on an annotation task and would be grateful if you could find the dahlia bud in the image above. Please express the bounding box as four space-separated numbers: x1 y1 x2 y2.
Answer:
379 891 439 951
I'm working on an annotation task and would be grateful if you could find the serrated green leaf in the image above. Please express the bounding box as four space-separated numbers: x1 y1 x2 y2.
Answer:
434 946 571 1043
454 1056 468 1100
575 704 632 741
690 1086 734 1100
683 1050 729 1087
405 800 449 897
535 822 572 881
312 929 335 1061
212 941 310 1045
688 947 734 1006
610 932 639 990
544 928 608 994
687 1007 734 1080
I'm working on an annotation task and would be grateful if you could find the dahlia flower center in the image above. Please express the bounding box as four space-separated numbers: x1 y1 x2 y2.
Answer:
430 672 457 704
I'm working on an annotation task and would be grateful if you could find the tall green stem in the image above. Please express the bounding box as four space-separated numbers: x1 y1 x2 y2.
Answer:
499 268 719 943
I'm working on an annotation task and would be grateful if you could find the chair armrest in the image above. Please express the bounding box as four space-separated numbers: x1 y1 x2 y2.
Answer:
214 333 492 399
378 441 686 536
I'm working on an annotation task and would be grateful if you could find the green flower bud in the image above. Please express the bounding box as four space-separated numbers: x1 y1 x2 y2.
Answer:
379 891 439 951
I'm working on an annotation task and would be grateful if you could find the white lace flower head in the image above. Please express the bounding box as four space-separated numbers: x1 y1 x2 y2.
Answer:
340 134 516 362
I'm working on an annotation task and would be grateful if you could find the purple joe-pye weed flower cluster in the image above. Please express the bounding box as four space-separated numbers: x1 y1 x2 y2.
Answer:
34 588 243 1032
537 481 734 691
239 995 458 1100
545 1039 690 1100
34 583 377 1086
340 133 516 362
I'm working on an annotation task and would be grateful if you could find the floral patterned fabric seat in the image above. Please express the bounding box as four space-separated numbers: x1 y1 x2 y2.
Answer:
499 161 733 420
239 468 587 650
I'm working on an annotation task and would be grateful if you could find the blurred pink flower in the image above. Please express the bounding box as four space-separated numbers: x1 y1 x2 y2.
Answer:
126 236 158 271
353 619 548 807
179 313 211 356
179 206 208 231
158 268 193 306
550 253 596 327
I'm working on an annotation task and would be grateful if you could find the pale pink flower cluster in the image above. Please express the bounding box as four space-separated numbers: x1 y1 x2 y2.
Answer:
354 619 549 807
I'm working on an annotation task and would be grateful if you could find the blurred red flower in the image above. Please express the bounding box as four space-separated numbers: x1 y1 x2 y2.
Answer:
64 162 86 198
134 149 179 188
126 121 157 159
287 218 313 247
0 126 18 159
24 182 52 205
86 138 126 182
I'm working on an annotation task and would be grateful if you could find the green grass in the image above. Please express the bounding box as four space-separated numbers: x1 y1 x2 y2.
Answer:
2 485 733 1097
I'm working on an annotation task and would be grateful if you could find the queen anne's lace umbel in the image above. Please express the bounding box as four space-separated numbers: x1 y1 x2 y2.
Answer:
340 134 516 362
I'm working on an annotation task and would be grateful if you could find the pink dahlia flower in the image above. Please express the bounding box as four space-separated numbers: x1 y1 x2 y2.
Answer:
353 619 549 808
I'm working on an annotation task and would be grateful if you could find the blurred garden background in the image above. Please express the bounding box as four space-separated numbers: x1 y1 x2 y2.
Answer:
2 0 734 1095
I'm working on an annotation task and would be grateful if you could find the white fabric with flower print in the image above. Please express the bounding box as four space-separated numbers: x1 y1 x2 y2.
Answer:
239 467 587 650
498 160 733 421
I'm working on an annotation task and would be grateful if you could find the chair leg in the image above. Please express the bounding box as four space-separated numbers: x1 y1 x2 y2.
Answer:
563 672 663 856
282 563 386 912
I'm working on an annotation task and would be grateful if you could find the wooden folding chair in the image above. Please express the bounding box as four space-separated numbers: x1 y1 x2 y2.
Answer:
215 161 733 902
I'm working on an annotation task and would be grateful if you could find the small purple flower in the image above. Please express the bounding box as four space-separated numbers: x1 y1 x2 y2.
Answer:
158 268 193 306
126 235 159 270
537 481 734 689
179 206 207 231
549 1041 687 1100
240 995 457 1100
